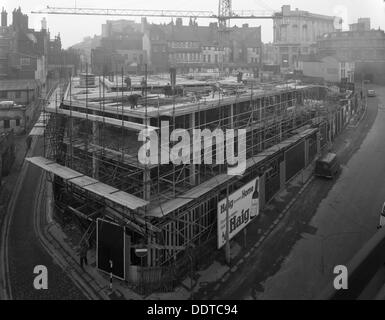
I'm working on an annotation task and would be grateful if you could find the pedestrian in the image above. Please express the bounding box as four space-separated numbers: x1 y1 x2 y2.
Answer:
377 202 385 229
79 241 88 269
141 77 146 96
26 135 32 150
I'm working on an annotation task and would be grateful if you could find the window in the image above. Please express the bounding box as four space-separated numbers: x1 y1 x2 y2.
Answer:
16 119 20 127
20 57 30 66
0 91 6 99
327 68 338 74
4 120 10 129
15 91 21 98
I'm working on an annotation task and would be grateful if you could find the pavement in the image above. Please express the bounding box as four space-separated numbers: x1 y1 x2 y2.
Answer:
0 87 90 300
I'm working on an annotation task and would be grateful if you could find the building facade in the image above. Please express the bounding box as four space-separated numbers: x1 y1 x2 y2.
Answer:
298 55 355 83
273 5 340 69
91 18 262 75
318 29 385 63
317 19 385 83
0 7 49 86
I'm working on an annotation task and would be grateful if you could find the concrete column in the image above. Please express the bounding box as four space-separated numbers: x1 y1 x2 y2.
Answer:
259 173 266 209
143 118 151 201
124 233 131 281
190 112 196 186
316 132 321 156
305 138 309 166
230 103 234 128
92 120 99 179
280 160 286 189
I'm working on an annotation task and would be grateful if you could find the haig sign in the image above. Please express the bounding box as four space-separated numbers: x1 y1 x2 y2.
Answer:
217 178 260 249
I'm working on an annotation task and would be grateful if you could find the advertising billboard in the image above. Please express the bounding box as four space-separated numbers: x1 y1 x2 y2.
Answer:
217 178 259 249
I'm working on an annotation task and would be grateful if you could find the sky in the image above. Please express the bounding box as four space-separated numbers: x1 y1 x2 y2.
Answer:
3 0 385 48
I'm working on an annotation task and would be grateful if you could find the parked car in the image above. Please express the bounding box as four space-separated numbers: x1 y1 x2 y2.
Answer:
367 89 376 97
314 153 340 179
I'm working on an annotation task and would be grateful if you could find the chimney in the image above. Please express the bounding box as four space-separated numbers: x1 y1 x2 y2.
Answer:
41 17 47 30
141 17 147 33
176 18 183 27
282 5 291 16
1 8 7 27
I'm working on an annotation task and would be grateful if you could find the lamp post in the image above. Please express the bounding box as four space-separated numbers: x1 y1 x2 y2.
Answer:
315 231 363 275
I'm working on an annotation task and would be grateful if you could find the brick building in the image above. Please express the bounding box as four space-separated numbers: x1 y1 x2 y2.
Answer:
91 18 262 75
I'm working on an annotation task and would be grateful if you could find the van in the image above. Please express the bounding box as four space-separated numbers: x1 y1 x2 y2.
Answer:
314 153 340 179
367 90 376 97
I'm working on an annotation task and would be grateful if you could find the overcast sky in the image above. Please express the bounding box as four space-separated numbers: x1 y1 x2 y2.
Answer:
3 0 385 48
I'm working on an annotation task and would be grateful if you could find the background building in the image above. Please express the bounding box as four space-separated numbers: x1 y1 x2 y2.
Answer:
298 55 354 83
273 5 341 69
91 18 262 75
317 18 385 83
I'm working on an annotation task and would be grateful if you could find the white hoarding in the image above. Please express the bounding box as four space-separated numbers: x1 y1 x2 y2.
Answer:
217 177 260 249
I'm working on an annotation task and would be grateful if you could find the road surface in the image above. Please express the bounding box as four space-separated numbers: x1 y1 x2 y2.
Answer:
216 85 385 300
5 136 86 299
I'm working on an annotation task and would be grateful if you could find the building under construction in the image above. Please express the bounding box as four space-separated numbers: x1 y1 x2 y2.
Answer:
27 72 360 293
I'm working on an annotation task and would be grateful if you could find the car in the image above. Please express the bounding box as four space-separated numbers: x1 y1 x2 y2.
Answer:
367 89 376 97
314 153 340 179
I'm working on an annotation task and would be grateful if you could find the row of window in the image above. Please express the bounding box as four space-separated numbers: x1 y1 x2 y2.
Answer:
1 119 21 129
169 41 199 49
0 91 22 99
171 52 201 61
170 52 228 64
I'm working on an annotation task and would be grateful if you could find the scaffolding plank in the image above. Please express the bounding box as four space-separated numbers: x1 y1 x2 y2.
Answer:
27 157 82 180
45 106 158 132
26 156 149 210
29 127 45 136
70 175 98 187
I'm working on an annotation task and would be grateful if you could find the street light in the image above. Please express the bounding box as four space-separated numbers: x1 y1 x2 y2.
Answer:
314 231 364 275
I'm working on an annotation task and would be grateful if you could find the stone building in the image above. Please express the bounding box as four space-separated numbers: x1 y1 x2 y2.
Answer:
273 5 341 69
298 55 355 83
316 18 385 83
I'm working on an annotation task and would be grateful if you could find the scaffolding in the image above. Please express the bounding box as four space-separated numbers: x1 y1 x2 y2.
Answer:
33 72 339 293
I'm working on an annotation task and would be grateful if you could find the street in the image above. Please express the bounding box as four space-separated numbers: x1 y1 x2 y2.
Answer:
5 137 86 299
214 85 385 300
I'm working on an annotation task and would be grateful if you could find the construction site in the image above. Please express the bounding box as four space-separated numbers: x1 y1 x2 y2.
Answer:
20 0 365 294
25 69 362 293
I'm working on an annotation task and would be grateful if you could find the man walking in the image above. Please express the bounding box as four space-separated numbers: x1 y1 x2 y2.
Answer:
377 202 385 229
79 241 89 270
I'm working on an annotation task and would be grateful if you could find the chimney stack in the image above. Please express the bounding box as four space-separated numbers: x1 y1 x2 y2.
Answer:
41 17 47 30
1 8 7 27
